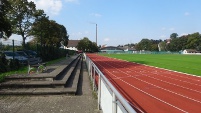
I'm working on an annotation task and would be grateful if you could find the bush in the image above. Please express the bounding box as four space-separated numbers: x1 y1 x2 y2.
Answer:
0 56 21 74
0 54 8 73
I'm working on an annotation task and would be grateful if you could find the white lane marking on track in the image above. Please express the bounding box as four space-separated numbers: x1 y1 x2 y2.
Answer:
140 69 201 89
94 61 144 112
113 57 201 82
94 59 187 113
108 61 201 104
113 62 201 94
111 59 201 87
120 78 188 113
134 60 201 81
110 59 201 103
142 73 201 94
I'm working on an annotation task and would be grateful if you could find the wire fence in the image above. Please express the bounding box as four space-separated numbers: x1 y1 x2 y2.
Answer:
0 38 23 51
99 51 181 54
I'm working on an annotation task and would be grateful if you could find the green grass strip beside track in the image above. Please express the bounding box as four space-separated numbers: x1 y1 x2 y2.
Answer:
101 54 201 76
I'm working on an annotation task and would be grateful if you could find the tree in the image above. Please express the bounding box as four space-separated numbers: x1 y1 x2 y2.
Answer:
47 21 69 47
158 41 167 51
0 0 12 38
168 38 180 51
41 20 68 47
30 14 69 47
77 37 98 52
91 42 99 52
170 33 178 39
7 0 36 48
30 10 69 47
164 32 201 51
178 35 188 50
59 25 69 46
186 32 201 50
136 38 152 51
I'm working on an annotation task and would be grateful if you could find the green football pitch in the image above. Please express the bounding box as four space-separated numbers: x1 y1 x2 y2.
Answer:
101 54 201 76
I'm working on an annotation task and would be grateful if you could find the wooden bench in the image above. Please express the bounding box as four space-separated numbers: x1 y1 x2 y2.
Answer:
27 57 46 74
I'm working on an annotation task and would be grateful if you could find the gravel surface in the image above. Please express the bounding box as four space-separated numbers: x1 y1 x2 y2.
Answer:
0 95 97 113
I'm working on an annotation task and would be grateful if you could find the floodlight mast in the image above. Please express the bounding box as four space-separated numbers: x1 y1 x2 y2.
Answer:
89 22 98 45
96 24 97 45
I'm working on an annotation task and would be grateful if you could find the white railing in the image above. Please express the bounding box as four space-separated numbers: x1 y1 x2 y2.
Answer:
84 53 136 113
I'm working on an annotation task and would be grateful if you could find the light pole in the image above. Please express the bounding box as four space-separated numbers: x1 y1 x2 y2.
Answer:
96 24 97 45
90 22 98 45
36 15 42 57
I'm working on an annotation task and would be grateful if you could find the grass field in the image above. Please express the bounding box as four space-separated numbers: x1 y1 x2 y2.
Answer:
101 54 201 76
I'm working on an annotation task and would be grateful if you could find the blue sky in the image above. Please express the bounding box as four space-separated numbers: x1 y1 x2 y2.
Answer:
10 0 201 46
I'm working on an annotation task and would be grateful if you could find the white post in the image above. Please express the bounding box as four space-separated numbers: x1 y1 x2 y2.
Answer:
98 73 101 110
93 66 96 91
112 92 117 113
88 60 91 76
90 63 93 81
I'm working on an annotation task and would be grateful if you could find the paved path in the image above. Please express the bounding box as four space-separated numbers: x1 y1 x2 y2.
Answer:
0 58 98 113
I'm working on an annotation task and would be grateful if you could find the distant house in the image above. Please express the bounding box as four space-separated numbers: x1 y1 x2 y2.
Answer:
100 46 124 53
66 40 80 51
119 46 136 52
116 45 136 53
183 49 201 54
100 46 137 53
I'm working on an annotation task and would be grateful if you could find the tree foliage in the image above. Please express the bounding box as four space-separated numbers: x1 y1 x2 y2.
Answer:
1 0 69 48
0 0 12 38
77 37 98 52
7 0 36 48
136 39 162 51
170 33 178 39
135 32 201 52
30 14 69 47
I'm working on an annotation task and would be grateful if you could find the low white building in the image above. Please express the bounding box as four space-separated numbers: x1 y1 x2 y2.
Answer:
66 40 80 51
183 49 201 54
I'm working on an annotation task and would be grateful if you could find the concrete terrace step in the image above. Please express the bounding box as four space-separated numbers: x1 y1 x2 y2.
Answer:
4 55 79 81
0 58 99 113
0 54 83 95
65 57 82 89
0 57 82 89
0 87 76 95
0 80 64 88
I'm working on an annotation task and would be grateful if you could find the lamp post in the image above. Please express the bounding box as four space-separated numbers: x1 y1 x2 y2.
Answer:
96 24 97 45
36 15 42 57
90 22 98 45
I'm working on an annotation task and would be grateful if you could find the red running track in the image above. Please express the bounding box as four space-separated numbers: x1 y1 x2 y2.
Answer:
87 54 201 113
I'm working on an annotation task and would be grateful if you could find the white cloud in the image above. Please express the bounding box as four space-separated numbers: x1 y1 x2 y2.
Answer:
161 27 175 31
65 0 79 4
104 38 110 42
28 0 62 16
70 31 90 40
72 32 82 36
160 35 166 39
169 28 175 31
90 13 102 17
179 33 188 36
184 12 190 16
84 31 89 34
70 31 89 38
161 27 166 30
